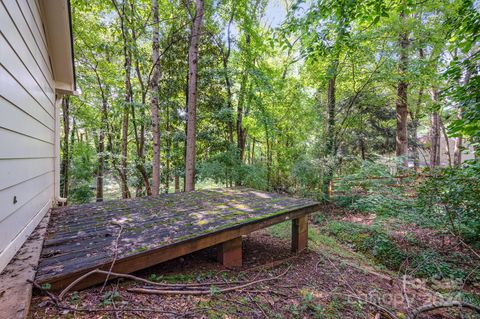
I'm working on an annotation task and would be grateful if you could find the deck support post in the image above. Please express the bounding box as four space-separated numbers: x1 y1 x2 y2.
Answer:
217 237 242 267
292 215 308 253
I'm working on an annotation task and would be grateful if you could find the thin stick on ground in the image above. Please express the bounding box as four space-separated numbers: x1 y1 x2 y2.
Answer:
247 292 269 318
58 268 266 300
127 265 292 295
30 280 195 316
100 224 124 293
411 301 480 319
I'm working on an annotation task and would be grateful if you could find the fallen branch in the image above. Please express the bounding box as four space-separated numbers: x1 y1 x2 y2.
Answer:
57 268 262 300
411 301 480 319
247 292 269 318
100 224 124 293
127 265 292 295
30 280 194 316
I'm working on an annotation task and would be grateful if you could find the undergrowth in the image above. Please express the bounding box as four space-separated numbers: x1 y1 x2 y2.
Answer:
324 220 480 284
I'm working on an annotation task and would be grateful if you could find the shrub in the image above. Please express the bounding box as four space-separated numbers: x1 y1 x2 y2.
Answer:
326 221 406 270
417 163 480 244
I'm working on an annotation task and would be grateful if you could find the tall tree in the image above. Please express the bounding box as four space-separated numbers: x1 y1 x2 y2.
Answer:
112 0 132 199
430 88 441 167
395 10 409 167
151 0 162 195
184 0 205 191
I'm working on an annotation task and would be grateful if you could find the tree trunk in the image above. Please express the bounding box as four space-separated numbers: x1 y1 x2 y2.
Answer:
453 71 470 166
395 11 409 167
236 35 250 164
174 175 180 193
61 96 70 202
410 48 424 171
184 0 204 192
440 118 452 167
323 69 337 198
150 0 161 195
165 100 171 193
115 0 132 199
409 87 423 171
429 89 441 167
96 98 108 202
221 5 235 144
453 131 462 166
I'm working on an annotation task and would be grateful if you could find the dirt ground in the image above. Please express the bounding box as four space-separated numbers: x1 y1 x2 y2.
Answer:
28 218 479 319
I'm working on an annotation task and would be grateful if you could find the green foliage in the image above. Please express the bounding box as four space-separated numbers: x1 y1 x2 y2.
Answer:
327 221 406 270
326 220 480 283
417 164 480 243
69 141 96 203
198 145 268 189
334 159 415 216
101 291 121 306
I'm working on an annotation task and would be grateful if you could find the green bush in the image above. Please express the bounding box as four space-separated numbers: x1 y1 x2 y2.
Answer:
326 221 406 270
326 221 479 282
333 158 415 216
69 141 95 203
417 163 480 244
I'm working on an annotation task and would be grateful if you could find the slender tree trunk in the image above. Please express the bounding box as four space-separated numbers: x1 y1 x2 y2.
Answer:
61 96 70 202
184 0 204 192
409 87 423 171
165 101 171 193
96 98 108 202
236 35 250 164
323 67 337 198
251 138 255 164
453 129 463 166
221 5 235 144
174 175 180 193
151 0 161 195
410 48 424 171
429 89 441 167
396 11 409 167
359 138 366 160
453 71 470 166
440 118 452 167
115 0 132 199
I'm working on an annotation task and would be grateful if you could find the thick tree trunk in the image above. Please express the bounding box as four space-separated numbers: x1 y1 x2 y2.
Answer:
396 12 409 167
150 0 161 195
184 0 204 192
61 96 70 201
236 35 250 164
429 89 441 167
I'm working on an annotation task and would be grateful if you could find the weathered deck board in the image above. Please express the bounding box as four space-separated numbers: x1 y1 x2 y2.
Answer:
36 188 319 290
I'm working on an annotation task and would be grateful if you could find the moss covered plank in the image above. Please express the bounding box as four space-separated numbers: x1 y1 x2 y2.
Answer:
36 187 320 290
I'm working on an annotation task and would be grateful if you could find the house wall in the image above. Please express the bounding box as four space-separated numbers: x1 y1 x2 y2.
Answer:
0 0 56 273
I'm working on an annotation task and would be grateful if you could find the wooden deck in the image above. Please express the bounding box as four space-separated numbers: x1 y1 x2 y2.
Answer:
36 188 320 290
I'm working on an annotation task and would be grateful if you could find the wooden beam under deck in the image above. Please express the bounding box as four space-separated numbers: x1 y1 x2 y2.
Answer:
36 188 320 291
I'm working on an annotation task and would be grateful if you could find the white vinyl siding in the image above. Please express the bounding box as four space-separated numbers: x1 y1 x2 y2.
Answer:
0 0 56 272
